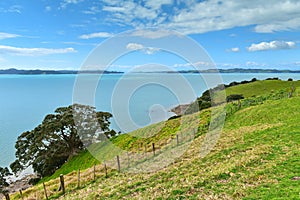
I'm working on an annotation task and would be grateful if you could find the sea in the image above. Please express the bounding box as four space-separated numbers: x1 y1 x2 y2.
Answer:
1 73 300 167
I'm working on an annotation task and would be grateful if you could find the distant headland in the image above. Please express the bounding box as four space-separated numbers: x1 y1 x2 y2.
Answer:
0 68 122 75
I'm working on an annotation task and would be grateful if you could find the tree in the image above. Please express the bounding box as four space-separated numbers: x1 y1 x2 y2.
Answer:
0 167 12 200
11 104 115 177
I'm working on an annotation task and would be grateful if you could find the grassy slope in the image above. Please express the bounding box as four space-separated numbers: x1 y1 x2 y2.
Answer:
12 80 300 199
54 96 299 200
41 109 211 183
225 79 300 98
47 80 300 179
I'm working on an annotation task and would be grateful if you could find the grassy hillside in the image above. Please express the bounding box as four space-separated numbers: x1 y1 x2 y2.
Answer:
10 80 300 199
225 79 300 98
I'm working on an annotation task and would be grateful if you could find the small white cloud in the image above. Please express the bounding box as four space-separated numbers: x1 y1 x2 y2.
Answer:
130 29 177 39
126 43 144 51
126 43 160 54
45 6 51 12
144 47 160 55
230 47 240 52
0 32 20 40
7 5 22 13
145 0 173 10
79 32 113 39
246 61 267 67
173 61 214 68
247 41 296 52
0 45 77 56
102 6 126 12
82 6 101 14
60 0 83 9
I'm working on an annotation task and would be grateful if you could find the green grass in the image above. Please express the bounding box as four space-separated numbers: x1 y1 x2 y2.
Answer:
13 80 300 199
40 150 99 182
40 109 211 182
224 79 300 98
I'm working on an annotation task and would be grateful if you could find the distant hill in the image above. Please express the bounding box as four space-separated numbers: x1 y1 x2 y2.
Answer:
1 68 300 75
177 68 300 73
0 68 122 75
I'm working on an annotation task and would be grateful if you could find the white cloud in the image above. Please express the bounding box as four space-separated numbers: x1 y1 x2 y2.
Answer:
247 41 296 52
126 43 144 51
0 32 20 40
173 61 215 68
60 0 83 9
100 0 300 34
246 61 267 67
230 47 240 52
79 32 113 39
129 29 178 39
126 43 160 54
145 0 173 10
0 45 77 56
102 6 126 12
144 47 160 55
0 5 22 13
82 6 101 14
45 6 52 12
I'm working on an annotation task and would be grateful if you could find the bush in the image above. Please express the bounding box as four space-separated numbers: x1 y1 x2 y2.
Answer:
28 177 41 185
226 94 244 102
168 115 181 120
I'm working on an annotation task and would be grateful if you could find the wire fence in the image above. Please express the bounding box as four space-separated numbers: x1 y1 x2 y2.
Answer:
6 87 299 200
8 127 200 200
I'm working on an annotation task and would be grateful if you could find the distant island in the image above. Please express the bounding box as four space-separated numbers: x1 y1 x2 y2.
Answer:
0 68 122 75
1 68 300 75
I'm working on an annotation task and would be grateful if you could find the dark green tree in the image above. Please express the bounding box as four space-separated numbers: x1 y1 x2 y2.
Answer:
11 104 115 177
0 166 12 200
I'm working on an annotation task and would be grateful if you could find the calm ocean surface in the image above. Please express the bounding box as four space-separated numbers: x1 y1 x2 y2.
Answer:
1 73 300 167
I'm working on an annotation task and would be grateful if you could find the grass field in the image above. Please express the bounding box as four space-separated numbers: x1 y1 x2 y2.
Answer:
225 79 300 98
9 80 300 199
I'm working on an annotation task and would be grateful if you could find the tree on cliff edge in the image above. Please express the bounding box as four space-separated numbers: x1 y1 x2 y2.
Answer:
10 104 116 178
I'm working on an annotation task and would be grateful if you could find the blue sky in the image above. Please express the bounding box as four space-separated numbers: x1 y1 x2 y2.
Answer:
0 0 300 71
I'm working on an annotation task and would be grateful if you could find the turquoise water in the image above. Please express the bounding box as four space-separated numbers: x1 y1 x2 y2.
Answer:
1 73 300 167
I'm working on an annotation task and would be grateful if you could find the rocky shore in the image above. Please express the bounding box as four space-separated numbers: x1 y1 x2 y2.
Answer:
0 174 35 199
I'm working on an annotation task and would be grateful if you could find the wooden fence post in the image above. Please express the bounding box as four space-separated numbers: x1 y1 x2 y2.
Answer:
59 174 65 194
93 165 96 181
127 152 130 168
117 155 121 172
19 190 24 200
152 143 155 156
4 193 10 200
77 169 80 188
104 162 108 178
43 182 48 200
